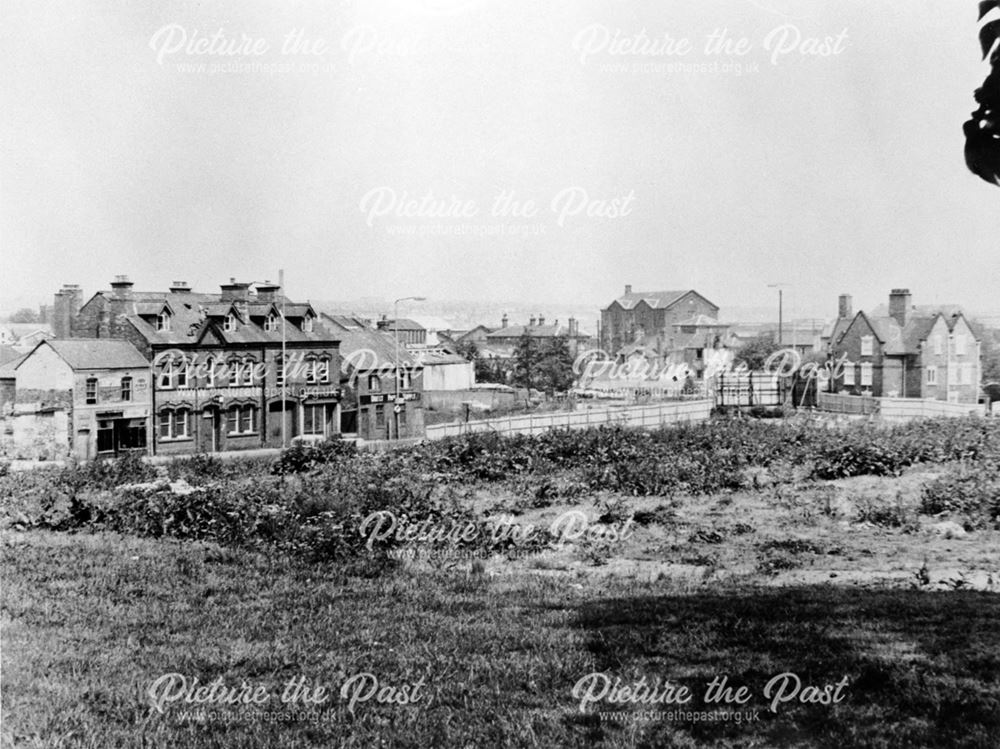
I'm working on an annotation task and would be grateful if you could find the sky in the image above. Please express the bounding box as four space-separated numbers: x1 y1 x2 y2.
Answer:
1 0 997 322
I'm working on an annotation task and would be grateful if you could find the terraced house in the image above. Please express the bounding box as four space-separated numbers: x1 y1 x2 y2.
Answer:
827 289 982 404
55 276 343 454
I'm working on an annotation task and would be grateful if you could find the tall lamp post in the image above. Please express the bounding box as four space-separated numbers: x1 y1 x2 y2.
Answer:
393 296 426 439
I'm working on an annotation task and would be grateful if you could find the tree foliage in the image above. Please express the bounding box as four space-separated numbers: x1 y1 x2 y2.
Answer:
8 308 40 323
964 1 1000 186
734 333 782 371
511 334 575 392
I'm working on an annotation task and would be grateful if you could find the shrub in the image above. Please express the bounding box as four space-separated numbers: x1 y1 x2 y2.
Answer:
920 463 1000 529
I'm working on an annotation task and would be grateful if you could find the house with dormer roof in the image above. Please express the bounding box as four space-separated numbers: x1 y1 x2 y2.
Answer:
53 276 342 454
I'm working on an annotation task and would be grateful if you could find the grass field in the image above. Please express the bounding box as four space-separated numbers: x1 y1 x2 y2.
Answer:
3 471 999 747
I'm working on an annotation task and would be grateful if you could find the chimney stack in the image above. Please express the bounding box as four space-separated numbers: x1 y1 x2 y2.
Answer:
838 294 852 319
569 317 578 337
53 283 83 338
538 315 545 326
254 280 281 303
529 316 537 327
170 281 191 294
220 278 252 302
110 275 134 300
888 288 912 327
625 284 633 294
501 313 508 329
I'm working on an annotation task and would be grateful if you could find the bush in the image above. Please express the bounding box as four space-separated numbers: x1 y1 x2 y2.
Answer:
920 463 1000 529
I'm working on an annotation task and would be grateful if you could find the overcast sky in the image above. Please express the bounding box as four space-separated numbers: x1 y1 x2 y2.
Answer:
2 0 997 320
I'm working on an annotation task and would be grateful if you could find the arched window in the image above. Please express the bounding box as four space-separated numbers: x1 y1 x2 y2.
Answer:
156 311 171 332
275 354 285 386
368 374 381 393
224 313 237 332
158 408 190 440
303 314 314 333
205 356 215 387
318 356 331 384
264 313 278 332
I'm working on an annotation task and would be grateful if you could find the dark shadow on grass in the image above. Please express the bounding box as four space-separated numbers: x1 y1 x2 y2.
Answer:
565 586 1000 749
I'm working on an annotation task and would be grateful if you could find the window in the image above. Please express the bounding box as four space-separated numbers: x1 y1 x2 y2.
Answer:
368 374 382 393
275 355 285 386
176 361 188 389
303 315 314 333
158 411 171 439
157 311 171 332
375 404 385 428
398 405 407 429
264 313 278 332
85 377 98 404
860 335 873 357
228 360 240 387
318 357 330 384
97 419 114 454
303 404 326 436
205 357 215 387
241 359 255 385
958 364 969 385
224 313 236 332
926 366 937 385
121 376 132 402
397 367 411 391
843 362 855 386
306 358 318 385
860 362 873 386
227 405 257 434
158 362 173 389
933 336 942 355
158 409 190 440
173 410 189 438
955 334 967 357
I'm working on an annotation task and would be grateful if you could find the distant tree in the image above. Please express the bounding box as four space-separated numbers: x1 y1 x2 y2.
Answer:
455 340 478 361
455 340 508 384
512 334 574 392
734 333 782 371
9 308 39 324
965 1 1000 185
980 326 1000 383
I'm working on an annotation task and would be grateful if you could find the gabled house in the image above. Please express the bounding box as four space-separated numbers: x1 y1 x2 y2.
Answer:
828 289 981 403
8 339 150 460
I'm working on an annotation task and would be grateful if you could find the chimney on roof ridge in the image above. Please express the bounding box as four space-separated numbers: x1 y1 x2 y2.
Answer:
529 316 536 327
220 278 251 302
889 288 912 327
501 313 508 328
170 281 190 293
254 280 281 302
625 284 632 294
538 315 545 326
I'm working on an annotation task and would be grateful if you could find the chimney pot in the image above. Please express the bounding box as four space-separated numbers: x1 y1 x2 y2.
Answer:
625 284 633 294
838 294 852 319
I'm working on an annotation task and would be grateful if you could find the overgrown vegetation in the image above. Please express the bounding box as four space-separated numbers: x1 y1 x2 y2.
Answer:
2 417 999 563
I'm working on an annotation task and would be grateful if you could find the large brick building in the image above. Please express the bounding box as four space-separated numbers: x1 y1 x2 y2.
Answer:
600 286 722 372
828 289 982 403
54 276 343 454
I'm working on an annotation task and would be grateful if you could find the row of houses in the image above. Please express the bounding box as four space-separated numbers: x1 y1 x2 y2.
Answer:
594 284 986 404
0 277 437 460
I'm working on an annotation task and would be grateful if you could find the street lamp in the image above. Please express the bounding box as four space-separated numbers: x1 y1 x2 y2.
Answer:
393 296 426 439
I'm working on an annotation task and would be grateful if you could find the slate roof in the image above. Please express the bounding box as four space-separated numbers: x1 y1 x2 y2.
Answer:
25 339 149 370
485 323 590 339
607 290 717 311
88 288 327 347
0 345 22 366
321 314 416 372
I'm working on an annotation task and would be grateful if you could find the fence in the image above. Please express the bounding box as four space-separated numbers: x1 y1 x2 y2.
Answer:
424 399 714 439
817 392 986 420
817 391 879 415
714 373 782 408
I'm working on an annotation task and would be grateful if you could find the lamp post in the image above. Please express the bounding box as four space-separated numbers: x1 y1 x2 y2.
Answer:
393 296 426 439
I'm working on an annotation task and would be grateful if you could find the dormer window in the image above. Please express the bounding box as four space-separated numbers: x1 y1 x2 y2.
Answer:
303 314 314 333
157 311 171 332
264 313 278 332
224 313 237 332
